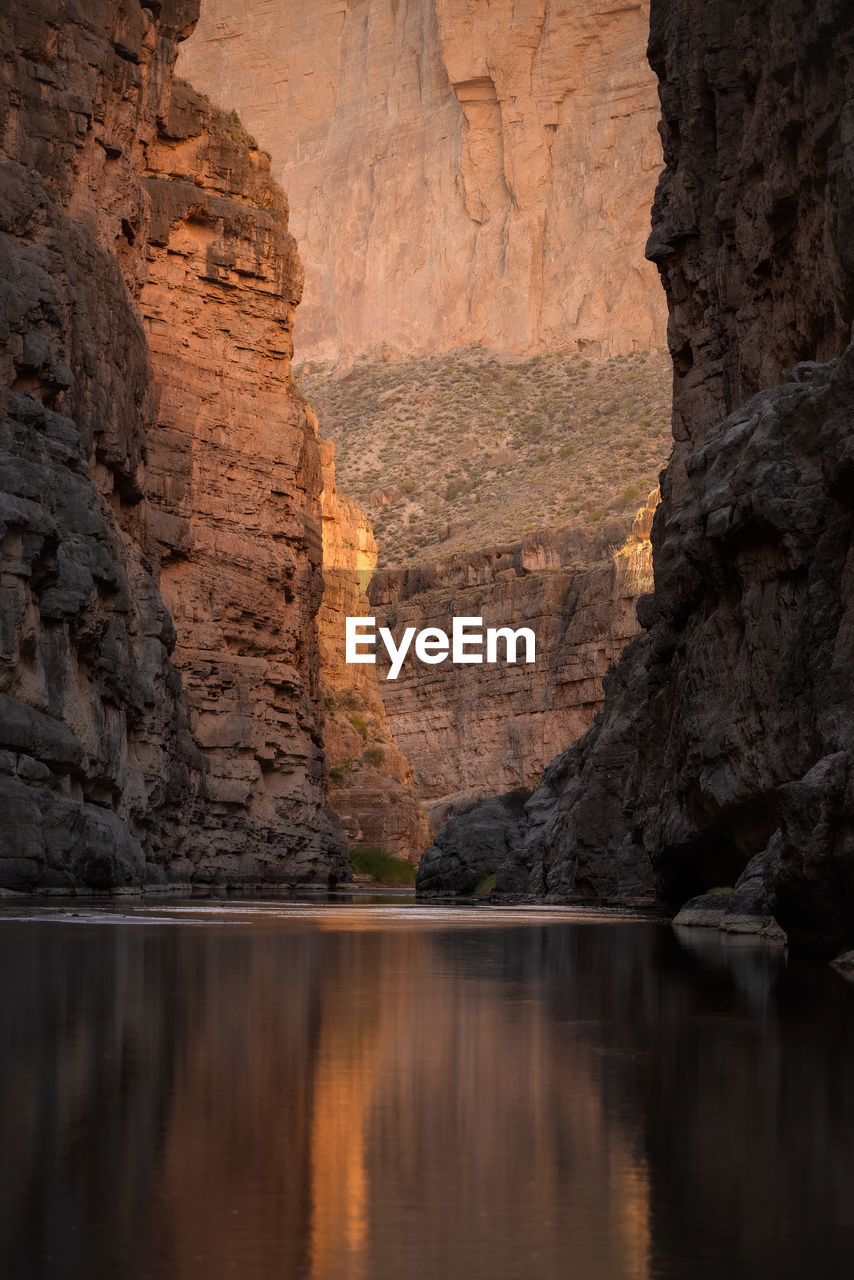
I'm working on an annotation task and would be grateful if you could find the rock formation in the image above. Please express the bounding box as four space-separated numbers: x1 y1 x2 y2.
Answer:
318 437 429 861
418 0 854 951
0 1 346 887
139 81 345 881
177 0 667 361
370 498 656 828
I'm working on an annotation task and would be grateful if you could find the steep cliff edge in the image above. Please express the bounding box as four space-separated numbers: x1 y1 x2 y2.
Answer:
139 82 344 881
0 0 201 887
318 438 429 861
369 499 656 828
419 0 854 948
177 0 666 361
0 2 345 886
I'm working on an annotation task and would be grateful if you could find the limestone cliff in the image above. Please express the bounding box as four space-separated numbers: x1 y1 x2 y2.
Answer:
419 0 854 951
318 438 429 861
0 1 346 886
139 83 345 881
177 0 666 361
370 501 656 828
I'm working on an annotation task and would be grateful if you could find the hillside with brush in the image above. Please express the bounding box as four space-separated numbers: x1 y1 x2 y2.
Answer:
297 347 671 566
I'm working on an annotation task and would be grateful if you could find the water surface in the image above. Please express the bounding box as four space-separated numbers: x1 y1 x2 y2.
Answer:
1 898 853 1279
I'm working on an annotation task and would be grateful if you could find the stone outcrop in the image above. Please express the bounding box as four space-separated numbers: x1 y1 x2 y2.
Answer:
318 438 429 861
672 861 787 942
0 1 346 887
415 791 531 897
418 0 854 949
177 0 667 361
372 499 656 828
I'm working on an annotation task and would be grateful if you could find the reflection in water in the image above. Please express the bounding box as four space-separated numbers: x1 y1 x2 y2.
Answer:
0 906 853 1279
306 927 650 1280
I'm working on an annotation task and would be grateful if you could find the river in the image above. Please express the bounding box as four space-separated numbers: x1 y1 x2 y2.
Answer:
1 898 853 1279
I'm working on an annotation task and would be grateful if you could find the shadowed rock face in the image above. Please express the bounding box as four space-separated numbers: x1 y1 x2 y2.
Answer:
648 0 854 469
0 3 346 886
0 0 202 888
416 791 531 897
177 0 666 360
420 0 854 946
512 353 854 924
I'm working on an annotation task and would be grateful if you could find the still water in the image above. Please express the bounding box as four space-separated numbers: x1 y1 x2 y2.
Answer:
1 898 853 1280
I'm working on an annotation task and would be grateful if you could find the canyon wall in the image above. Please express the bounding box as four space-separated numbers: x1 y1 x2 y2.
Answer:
318 438 429 860
419 0 854 949
139 82 344 881
370 499 656 826
177 0 667 361
0 1 346 886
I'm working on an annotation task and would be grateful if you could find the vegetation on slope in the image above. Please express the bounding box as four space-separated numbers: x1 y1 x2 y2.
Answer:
297 346 671 567
348 846 417 885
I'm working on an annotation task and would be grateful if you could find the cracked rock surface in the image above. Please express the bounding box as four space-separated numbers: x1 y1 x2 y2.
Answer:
0 1 346 887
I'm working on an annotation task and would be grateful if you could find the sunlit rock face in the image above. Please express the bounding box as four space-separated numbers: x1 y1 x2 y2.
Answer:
177 0 667 360
139 83 345 882
369 498 656 829
421 0 854 945
0 3 346 886
318 439 429 862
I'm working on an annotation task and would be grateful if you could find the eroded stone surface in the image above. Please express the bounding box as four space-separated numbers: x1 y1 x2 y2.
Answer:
318 438 429 862
0 2 346 886
416 791 531 898
0 1 201 888
177 0 666 360
421 1 854 949
371 498 656 825
139 82 345 881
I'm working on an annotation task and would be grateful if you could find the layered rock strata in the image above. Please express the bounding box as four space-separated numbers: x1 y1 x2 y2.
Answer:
318 438 429 861
177 0 667 361
418 0 854 949
0 1 345 886
138 82 344 881
371 500 656 827
0 0 200 888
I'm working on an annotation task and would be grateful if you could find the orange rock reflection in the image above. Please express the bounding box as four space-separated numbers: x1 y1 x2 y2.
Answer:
0 917 652 1280
302 928 650 1280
